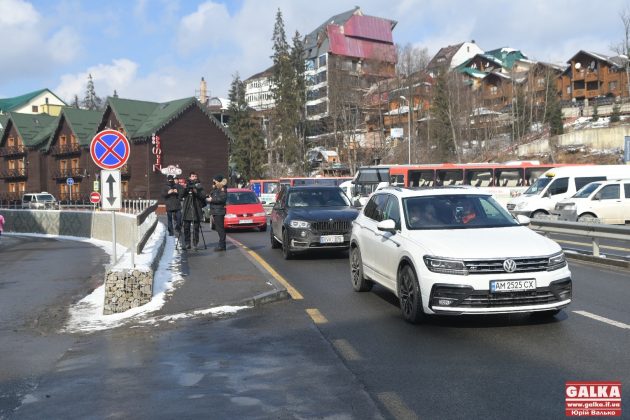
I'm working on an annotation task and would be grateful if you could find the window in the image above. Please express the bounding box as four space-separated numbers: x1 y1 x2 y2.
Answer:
575 176 606 191
490 86 498 95
436 170 464 186
624 183 630 198
466 169 493 187
318 54 327 67
365 194 389 222
598 185 620 200
567 86 571 94
495 169 522 187
32 106 38 113
384 196 401 229
547 177 569 195
60 135 67 145
8 137 15 147
609 81 618 91
537 78 545 87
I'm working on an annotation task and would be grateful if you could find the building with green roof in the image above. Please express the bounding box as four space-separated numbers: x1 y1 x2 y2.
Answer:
0 89 66 116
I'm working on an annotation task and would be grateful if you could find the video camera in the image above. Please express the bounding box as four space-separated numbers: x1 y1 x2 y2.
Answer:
185 180 202 194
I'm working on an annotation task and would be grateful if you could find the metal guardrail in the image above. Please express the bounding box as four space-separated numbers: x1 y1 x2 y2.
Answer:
529 219 630 257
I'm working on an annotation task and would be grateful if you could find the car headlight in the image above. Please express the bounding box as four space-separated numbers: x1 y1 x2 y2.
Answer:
423 256 468 275
516 202 527 210
548 252 567 271
254 212 266 217
290 220 310 228
225 214 237 218
563 203 576 211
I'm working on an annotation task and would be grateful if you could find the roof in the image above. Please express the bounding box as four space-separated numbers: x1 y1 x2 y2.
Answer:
0 88 66 113
1 112 57 147
484 48 527 70
566 50 629 68
41 107 103 151
104 96 234 142
244 65 274 82
376 186 489 198
427 43 464 69
304 7 360 53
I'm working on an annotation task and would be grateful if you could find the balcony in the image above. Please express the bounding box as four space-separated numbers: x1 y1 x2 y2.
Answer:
0 168 28 179
0 145 26 157
52 167 86 180
51 143 82 157
120 164 130 178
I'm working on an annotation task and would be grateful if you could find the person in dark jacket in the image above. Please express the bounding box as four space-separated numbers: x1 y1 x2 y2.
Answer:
162 175 183 236
206 174 228 251
182 171 205 250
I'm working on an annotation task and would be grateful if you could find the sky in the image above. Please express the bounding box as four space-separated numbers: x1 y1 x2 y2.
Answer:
1 0 629 104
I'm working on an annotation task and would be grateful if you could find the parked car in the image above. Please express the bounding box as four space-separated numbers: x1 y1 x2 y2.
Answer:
21 192 58 209
553 179 630 224
203 188 267 231
269 185 359 259
350 186 572 324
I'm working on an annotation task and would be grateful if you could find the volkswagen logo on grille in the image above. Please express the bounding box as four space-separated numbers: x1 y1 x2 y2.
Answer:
503 259 517 273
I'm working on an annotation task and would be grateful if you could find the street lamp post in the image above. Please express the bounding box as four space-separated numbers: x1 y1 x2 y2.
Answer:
400 96 411 164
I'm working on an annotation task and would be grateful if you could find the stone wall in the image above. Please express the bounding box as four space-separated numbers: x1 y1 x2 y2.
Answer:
518 125 630 156
103 269 154 315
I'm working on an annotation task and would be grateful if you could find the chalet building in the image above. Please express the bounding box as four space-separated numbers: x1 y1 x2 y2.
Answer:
427 41 483 77
41 108 103 201
303 7 397 129
0 88 66 116
559 50 629 102
97 96 231 200
0 113 57 201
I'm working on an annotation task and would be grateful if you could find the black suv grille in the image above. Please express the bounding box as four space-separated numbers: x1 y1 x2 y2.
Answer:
464 257 549 274
310 220 352 234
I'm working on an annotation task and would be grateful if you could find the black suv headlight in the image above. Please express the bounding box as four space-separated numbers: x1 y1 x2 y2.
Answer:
289 220 310 229
423 256 468 275
548 252 567 271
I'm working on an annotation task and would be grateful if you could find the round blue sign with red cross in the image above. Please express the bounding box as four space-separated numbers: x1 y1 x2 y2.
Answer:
90 129 130 170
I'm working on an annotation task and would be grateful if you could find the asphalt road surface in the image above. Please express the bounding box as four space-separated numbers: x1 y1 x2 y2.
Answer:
231 229 630 419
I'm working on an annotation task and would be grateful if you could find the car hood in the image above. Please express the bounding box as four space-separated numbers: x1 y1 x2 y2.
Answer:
408 226 561 259
226 203 265 214
288 207 359 222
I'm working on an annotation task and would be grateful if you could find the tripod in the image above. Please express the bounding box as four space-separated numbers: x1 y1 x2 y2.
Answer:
176 189 207 251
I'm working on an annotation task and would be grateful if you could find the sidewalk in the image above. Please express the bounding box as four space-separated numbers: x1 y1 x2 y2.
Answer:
156 222 289 316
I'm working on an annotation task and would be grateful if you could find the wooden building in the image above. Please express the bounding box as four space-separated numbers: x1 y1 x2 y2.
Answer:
97 96 231 200
559 50 629 102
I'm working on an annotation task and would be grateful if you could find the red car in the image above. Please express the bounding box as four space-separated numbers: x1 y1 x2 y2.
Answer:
205 188 267 231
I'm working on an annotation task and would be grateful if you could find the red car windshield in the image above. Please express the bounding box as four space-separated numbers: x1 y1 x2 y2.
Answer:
227 192 259 205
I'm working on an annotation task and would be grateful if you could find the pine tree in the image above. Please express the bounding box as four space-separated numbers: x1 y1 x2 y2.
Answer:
290 30 306 172
82 74 103 110
228 74 266 181
591 102 599 122
545 92 563 136
270 8 301 172
71 95 80 109
611 102 621 122
429 72 457 161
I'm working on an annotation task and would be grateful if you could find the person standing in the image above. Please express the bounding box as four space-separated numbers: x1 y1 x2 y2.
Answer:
0 213 5 237
162 175 183 236
182 171 205 250
207 174 228 251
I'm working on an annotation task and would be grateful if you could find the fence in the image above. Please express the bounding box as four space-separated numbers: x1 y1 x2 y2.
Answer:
0 198 155 214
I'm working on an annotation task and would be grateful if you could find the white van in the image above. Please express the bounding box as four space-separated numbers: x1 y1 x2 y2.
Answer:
507 165 630 218
553 179 630 224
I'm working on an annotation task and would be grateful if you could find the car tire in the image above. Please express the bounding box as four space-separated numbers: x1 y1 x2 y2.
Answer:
577 213 597 222
350 245 372 292
270 226 281 249
531 210 547 219
260 224 267 232
282 229 293 260
397 264 425 324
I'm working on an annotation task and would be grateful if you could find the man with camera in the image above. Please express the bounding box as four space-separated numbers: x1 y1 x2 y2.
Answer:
182 171 205 250
206 174 228 251
162 175 183 236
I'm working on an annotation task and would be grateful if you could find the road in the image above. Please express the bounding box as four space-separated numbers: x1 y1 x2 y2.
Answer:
232 229 630 419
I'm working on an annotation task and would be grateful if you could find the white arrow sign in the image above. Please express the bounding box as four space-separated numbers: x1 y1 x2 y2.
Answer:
101 169 121 210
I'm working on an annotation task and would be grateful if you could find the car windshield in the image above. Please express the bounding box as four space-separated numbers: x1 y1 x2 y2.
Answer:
523 177 552 195
573 182 601 198
39 194 55 201
287 189 351 207
403 194 519 230
227 192 259 205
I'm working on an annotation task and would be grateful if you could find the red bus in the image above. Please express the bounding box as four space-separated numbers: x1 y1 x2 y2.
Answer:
388 162 569 205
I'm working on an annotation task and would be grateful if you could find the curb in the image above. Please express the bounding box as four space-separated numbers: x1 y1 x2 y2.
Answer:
565 251 630 269
227 235 291 304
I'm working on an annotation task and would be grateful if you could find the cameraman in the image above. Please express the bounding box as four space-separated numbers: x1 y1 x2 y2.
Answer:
182 171 205 250
162 175 183 236
206 174 228 251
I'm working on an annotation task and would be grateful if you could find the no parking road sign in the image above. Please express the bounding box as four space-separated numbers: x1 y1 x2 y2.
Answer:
90 129 130 170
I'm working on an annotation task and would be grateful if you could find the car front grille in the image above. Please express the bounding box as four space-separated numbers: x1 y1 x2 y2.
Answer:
430 279 572 309
506 203 516 211
464 256 549 274
310 220 352 234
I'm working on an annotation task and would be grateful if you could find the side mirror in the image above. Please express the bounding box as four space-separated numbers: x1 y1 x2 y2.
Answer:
377 219 397 233
592 194 600 201
516 215 531 225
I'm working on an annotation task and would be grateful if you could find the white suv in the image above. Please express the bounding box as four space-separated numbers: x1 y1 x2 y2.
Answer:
21 192 58 209
350 187 572 323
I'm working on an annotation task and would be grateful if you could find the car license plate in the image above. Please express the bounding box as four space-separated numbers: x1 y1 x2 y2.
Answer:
320 235 344 244
490 279 536 293
239 219 253 224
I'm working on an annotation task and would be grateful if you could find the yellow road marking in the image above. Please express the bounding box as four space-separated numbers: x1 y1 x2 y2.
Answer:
332 339 362 361
306 308 328 324
229 238 303 300
555 238 630 253
376 392 419 420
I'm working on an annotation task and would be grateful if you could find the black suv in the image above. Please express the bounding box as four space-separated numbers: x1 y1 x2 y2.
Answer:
269 186 359 259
